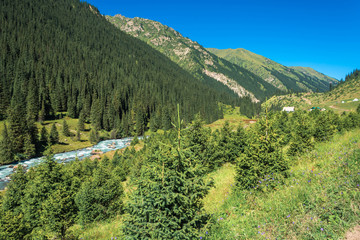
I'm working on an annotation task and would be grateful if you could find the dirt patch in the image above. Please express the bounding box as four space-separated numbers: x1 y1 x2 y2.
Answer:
329 105 351 112
302 97 312 105
243 119 257 124
345 225 360 240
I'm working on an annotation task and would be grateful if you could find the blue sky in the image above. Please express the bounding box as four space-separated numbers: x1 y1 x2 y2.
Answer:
86 0 359 80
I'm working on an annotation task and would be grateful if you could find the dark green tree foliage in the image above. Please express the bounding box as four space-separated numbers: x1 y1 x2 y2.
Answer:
62 119 71 137
75 163 124 225
89 129 99 144
76 129 81 141
2 165 28 214
49 123 59 144
212 121 241 165
288 111 314 155
77 111 85 131
0 165 28 239
162 107 172 131
21 157 63 235
135 107 146 136
183 115 212 168
123 111 212 239
312 110 337 142
40 126 49 146
23 133 36 158
0 123 14 165
7 105 27 155
236 115 289 190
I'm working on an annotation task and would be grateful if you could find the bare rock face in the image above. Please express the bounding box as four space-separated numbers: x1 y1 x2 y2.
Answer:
203 69 259 102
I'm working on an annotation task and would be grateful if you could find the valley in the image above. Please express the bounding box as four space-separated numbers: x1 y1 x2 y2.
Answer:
0 0 359 239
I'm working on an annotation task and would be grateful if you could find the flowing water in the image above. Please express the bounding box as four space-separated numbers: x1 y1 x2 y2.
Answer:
0 137 134 190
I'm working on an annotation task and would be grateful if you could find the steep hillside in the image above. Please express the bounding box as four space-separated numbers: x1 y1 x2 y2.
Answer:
290 66 337 84
0 0 231 164
264 70 360 113
106 15 281 102
208 48 338 92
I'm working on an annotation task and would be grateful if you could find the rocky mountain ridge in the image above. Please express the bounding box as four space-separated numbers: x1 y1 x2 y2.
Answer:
107 14 281 102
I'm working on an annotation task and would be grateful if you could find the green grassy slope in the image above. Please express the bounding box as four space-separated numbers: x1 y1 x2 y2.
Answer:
208 48 338 93
207 129 360 239
264 70 360 113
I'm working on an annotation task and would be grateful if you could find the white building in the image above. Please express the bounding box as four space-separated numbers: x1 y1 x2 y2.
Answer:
282 107 295 112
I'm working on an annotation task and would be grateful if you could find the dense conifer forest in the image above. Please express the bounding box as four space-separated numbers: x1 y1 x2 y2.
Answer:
0 0 261 165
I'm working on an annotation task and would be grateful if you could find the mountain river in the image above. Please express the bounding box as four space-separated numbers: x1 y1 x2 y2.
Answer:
0 137 134 190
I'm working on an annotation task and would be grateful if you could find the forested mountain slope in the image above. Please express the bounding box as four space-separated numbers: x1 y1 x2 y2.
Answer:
0 0 241 164
106 14 281 102
208 48 338 92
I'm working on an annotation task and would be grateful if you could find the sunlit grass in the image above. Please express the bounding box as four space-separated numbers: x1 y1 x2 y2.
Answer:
203 163 236 214
204 129 360 239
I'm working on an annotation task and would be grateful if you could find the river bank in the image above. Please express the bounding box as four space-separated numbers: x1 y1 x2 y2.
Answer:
0 137 135 190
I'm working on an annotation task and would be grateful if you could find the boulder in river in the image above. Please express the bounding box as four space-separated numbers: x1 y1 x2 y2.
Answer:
91 150 103 155
90 155 101 160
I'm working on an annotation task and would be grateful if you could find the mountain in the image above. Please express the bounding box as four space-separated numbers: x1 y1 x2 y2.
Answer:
0 0 233 164
207 48 338 92
289 66 338 84
106 15 281 102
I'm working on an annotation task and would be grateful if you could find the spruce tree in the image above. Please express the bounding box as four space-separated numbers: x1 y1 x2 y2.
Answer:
62 119 71 137
77 111 85 131
40 126 48 145
162 107 172 131
123 106 212 239
89 129 98 144
49 123 59 144
288 111 314 155
0 123 13 164
135 108 146 136
76 129 81 141
75 165 124 225
236 113 289 191
23 133 36 158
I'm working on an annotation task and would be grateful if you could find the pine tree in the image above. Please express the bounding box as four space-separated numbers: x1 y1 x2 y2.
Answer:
135 108 146 136
76 129 81 141
0 123 14 164
62 119 71 137
123 105 212 239
23 133 36 158
49 123 59 144
40 126 48 145
162 106 172 131
89 129 98 144
77 111 85 131
288 111 314 155
236 113 289 191
75 165 124 225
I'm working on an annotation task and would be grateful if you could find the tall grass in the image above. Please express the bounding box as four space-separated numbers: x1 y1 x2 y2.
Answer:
202 129 360 239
